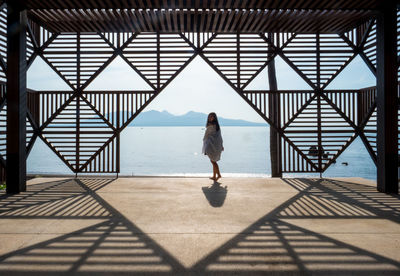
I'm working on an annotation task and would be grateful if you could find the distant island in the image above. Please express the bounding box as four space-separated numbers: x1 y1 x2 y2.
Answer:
128 110 267 127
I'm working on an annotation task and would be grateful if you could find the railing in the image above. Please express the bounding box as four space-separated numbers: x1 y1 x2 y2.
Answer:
242 88 380 173
0 86 378 177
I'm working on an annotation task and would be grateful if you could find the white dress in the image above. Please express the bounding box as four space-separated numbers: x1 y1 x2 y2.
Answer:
202 124 223 162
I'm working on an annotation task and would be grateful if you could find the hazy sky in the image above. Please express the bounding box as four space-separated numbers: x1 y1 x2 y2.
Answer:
28 54 376 123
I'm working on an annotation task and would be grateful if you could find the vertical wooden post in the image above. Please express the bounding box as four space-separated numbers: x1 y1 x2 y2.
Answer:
268 33 282 177
317 94 322 175
76 33 80 174
316 32 323 175
6 5 27 194
157 32 160 90
376 2 398 194
237 31 240 88
116 93 120 175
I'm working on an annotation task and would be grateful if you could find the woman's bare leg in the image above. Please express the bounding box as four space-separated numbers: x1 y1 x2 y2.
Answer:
215 162 221 180
210 161 217 180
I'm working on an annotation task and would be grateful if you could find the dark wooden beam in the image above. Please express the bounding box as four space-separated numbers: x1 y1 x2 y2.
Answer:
268 34 282 177
376 2 398 193
6 4 27 194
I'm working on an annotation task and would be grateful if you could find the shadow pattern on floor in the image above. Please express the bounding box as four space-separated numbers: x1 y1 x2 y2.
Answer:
0 178 399 275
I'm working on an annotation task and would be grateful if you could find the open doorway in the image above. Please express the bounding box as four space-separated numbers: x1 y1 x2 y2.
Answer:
117 56 271 177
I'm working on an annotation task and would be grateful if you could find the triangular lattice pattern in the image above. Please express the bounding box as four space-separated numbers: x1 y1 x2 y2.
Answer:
242 91 270 121
283 34 354 88
0 99 47 161
83 91 156 129
123 33 195 89
79 34 115 87
358 87 377 126
42 33 78 88
26 116 35 150
362 20 377 70
283 34 317 88
320 99 355 169
343 27 358 47
41 96 114 171
203 33 273 89
268 32 295 49
38 25 53 47
281 137 318 173
81 137 118 173
26 30 35 61
284 97 320 169
43 33 114 89
102 32 134 49
319 34 355 88
343 20 371 48
284 96 355 170
38 92 74 127
182 32 214 49
363 107 377 157
280 91 315 128
324 91 358 125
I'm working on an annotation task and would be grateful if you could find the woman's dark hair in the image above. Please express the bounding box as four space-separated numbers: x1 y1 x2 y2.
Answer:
206 112 220 131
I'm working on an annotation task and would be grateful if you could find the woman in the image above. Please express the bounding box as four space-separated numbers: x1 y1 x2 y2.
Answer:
202 112 224 181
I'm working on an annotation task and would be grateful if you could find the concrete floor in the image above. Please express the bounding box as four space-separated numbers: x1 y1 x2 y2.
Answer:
0 176 399 275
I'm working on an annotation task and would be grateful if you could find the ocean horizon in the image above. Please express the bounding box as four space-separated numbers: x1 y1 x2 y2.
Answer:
28 126 377 180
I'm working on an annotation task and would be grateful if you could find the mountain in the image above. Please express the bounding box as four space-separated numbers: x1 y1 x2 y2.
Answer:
128 110 267 126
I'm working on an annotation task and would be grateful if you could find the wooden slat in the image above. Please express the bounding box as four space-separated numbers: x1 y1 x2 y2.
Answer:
23 0 382 10
26 8 375 34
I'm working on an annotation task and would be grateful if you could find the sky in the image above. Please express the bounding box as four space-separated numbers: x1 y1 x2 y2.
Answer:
27 53 376 123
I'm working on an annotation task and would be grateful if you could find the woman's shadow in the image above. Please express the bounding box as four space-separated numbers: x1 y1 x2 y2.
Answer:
202 182 228 207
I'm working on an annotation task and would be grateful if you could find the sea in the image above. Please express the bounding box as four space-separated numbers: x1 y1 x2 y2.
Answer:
27 126 377 180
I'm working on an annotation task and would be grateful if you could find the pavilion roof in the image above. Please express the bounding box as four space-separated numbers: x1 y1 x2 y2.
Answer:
14 0 390 33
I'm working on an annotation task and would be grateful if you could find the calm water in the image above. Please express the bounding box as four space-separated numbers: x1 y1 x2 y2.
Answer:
28 126 377 180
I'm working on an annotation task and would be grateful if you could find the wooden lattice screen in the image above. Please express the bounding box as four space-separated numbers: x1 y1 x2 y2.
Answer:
0 3 398 178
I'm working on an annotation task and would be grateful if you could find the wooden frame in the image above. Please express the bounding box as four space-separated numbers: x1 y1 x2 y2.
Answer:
1 1 398 194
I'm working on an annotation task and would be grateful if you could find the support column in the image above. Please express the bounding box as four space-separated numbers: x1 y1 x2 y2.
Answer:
376 2 398 193
6 5 27 194
268 34 282 177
